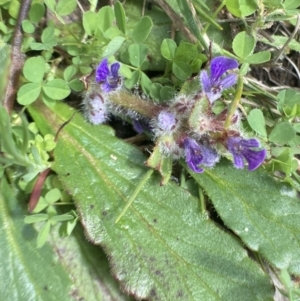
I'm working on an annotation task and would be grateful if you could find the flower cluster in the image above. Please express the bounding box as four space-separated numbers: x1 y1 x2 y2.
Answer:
82 58 123 124
82 56 267 174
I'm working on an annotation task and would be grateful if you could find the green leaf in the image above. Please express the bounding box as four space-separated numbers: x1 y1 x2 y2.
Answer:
277 89 300 113
268 148 298 176
51 214 74 222
68 78 84 92
172 61 192 80
8 0 20 19
160 86 175 101
22 20 35 33
232 31 255 58
114 1 126 35
41 26 57 49
140 72 152 95
29 3 45 23
97 6 114 33
24 214 49 224
0 179 77 300
45 188 61 203
259 35 300 52
244 51 271 64
294 123 300 133
82 11 97 36
1 178 132 300
44 0 56 12
269 122 296 144
37 220 51 247
247 108 267 138
284 0 300 9
174 42 198 62
51 219 134 300
63 65 77 82
160 38 177 60
30 41 45 51
124 69 140 89
103 36 125 58
28 101 274 301
190 160 300 274
128 43 148 67
23 56 45 83
226 0 257 17
17 83 41 105
150 83 162 100
132 16 153 43
43 79 71 100
56 0 77 16
103 27 123 40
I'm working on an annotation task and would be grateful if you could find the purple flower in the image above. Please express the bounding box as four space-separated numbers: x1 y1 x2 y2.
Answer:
200 56 238 103
83 94 108 125
199 144 220 168
183 138 204 173
226 137 267 171
132 119 151 134
95 58 122 93
157 111 176 131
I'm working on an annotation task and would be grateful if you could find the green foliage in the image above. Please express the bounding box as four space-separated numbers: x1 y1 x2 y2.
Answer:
1 0 300 300
247 108 267 138
0 105 52 180
132 16 153 43
0 178 132 301
232 31 271 65
29 101 274 301
226 0 257 17
191 161 300 275
114 1 126 35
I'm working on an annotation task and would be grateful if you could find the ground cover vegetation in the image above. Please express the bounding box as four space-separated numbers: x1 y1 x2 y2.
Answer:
1 0 300 300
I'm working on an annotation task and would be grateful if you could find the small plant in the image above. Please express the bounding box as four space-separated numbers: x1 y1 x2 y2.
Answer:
1 0 300 300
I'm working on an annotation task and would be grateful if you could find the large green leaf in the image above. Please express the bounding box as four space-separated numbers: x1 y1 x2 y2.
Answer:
190 161 300 275
28 101 274 301
0 178 73 301
0 177 133 301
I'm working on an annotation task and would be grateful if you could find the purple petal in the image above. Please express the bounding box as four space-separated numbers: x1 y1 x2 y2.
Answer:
199 144 220 167
133 119 144 134
206 91 222 104
200 70 211 92
243 149 267 171
219 74 237 89
240 138 260 148
101 82 113 93
184 138 204 173
187 160 204 173
226 137 242 154
157 111 176 131
110 62 120 78
233 154 245 169
96 58 109 82
210 56 239 82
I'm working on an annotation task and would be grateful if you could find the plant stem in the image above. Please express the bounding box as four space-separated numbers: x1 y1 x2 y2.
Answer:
3 0 31 115
199 187 205 214
203 0 226 33
109 92 160 118
115 169 154 224
225 76 243 129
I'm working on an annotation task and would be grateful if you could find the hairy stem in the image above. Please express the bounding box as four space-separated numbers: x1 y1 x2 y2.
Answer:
3 0 32 115
109 92 160 118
